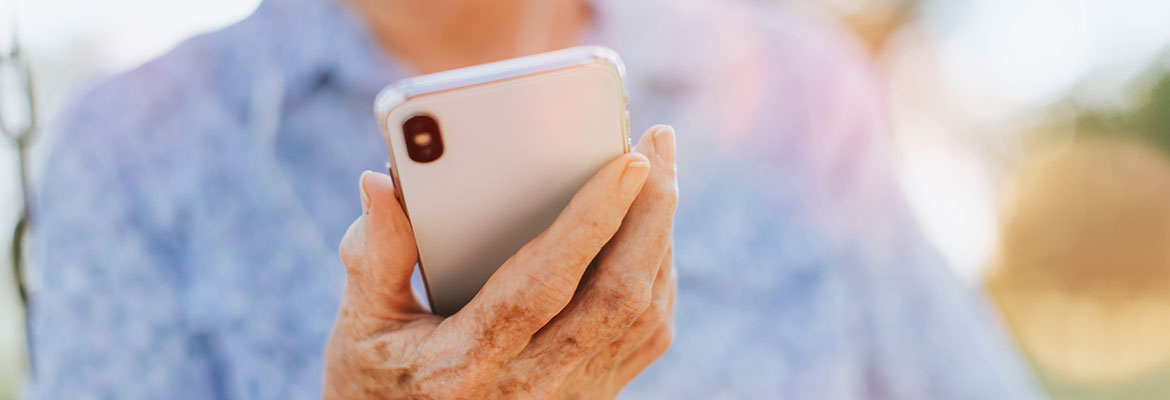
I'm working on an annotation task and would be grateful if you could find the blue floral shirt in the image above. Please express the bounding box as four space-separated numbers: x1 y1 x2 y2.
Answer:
27 0 1040 398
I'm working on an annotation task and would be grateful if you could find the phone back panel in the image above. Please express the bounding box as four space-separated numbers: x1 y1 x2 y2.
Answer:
378 48 629 316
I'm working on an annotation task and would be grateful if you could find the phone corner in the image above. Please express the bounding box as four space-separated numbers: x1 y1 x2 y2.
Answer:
374 87 409 122
581 46 627 79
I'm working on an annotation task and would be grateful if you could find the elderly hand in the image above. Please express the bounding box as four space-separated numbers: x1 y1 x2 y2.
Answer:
323 125 679 399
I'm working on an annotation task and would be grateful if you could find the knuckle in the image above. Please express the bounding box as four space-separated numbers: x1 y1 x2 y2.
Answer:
581 207 621 240
656 161 678 183
584 356 617 378
338 220 368 270
643 295 671 326
491 375 544 399
647 326 674 356
581 215 611 242
646 178 679 210
599 280 652 321
523 270 578 313
353 337 398 365
426 374 488 400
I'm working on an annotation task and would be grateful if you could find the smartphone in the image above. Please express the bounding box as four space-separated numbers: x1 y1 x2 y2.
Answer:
375 46 631 316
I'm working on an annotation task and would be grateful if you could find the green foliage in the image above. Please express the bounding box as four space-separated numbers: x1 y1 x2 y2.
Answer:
1076 71 1170 152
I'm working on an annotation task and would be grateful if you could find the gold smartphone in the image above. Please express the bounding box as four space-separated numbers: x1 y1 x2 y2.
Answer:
375 46 631 316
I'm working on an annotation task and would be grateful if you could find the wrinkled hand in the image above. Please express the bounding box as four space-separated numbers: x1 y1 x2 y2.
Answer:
323 126 679 400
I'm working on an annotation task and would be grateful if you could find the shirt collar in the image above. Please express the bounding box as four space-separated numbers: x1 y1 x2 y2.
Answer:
249 0 619 105
246 0 402 106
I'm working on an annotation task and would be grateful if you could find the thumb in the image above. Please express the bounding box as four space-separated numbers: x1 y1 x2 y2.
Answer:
338 171 423 324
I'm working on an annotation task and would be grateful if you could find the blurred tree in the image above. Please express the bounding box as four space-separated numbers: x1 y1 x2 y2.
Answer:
1076 67 1170 152
988 55 1170 400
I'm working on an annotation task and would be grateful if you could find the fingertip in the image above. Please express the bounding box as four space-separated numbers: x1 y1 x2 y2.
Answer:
648 124 673 137
359 171 396 213
359 170 374 214
652 126 676 165
621 153 652 197
358 171 414 248
635 125 668 154
361 171 395 192
626 150 650 165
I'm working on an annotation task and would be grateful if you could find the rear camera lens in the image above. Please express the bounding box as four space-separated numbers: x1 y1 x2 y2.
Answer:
412 132 433 147
402 114 444 163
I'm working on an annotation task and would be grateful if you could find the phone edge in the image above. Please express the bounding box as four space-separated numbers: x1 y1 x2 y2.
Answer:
374 45 629 316
375 46 627 118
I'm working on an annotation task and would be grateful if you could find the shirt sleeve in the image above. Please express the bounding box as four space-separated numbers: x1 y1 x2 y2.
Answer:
25 88 223 399
707 7 1044 395
783 27 1043 399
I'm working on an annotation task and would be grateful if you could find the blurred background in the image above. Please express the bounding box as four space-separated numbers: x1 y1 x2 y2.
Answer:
3 0 1170 398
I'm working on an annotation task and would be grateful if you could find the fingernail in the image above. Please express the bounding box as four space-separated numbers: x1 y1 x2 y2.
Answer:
621 154 651 196
653 126 676 165
359 170 373 215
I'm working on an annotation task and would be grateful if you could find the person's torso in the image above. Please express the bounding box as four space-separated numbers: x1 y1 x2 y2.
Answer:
132 0 977 398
